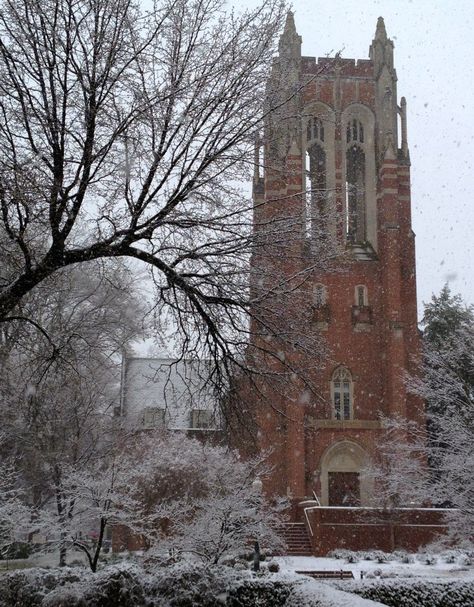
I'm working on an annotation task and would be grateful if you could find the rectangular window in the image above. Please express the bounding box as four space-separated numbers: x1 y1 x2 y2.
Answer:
191 409 214 429
143 407 166 429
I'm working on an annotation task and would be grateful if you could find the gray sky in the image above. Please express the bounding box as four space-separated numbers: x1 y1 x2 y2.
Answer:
282 0 474 316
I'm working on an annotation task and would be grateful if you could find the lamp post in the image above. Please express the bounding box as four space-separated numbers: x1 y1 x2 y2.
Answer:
252 477 263 572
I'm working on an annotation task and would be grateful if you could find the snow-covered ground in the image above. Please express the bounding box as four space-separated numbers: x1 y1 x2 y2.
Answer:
275 554 474 582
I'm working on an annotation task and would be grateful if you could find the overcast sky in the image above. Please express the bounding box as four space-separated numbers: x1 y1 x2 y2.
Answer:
273 0 474 316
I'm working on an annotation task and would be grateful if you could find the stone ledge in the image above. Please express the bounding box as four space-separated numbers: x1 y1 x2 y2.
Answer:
308 419 382 430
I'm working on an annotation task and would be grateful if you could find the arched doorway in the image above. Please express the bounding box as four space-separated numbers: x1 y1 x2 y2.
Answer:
319 441 372 506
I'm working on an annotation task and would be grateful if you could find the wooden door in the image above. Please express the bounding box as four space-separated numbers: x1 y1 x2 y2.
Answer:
328 471 360 506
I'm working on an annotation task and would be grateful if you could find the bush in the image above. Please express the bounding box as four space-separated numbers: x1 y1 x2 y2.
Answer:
442 552 457 564
42 588 87 607
267 561 280 573
227 579 292 607
81 564 146 607
150 563 237 607
0 567 86 607
336 579 474 607
459 554 473 567
327 549 349 560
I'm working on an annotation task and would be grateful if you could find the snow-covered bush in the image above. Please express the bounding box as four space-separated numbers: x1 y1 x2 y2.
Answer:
150 562 238 606
372 551 390 564
227 578 293 607
327 549 350 560
335 579 474 607
0 563 399 607
0 567 86 607
459 554 473 567
117 562 292 607
41 587 87 607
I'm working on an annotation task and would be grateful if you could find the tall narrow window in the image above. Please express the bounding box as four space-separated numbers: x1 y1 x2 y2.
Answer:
306 115 327 240
355 285 368 307
346 145 366 244
331 367 353 420
308 143 327 238
345 118 366 244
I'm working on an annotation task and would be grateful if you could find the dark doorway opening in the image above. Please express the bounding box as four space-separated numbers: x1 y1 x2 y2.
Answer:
328 471 361 506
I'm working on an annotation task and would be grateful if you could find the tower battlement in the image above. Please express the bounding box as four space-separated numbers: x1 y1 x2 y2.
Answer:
301 56 374 78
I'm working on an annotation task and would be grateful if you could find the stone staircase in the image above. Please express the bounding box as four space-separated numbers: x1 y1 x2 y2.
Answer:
280 522 313 556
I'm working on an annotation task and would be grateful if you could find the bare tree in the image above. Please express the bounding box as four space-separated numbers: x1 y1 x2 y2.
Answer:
0 0 338 391
0 260 145 565
0 0 288 346
367 286 474 545
365 415 431 509
37 431 285 571
409 316 474 543
0 449 31 555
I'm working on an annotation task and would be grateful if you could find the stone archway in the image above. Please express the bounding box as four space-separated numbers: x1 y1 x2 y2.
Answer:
319 441 372 506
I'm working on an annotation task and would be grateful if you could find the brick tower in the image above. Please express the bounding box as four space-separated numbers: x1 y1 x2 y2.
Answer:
250 14 423 508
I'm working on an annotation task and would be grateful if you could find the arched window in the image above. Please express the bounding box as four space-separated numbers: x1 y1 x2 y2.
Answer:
314 283 327 307
331 367 353 420
355 285 368 307
346 144 366 243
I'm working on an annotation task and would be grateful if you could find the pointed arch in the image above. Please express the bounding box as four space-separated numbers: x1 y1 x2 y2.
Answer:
319 440 373 506
342 104 376 249
303 102 336 242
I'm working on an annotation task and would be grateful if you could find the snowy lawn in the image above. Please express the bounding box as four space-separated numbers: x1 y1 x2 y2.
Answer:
0 549 89 573
274 553 474 582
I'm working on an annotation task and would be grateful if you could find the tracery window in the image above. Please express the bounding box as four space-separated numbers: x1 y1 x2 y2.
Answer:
346 119 364 144
331 367 353 420
307 117 325 143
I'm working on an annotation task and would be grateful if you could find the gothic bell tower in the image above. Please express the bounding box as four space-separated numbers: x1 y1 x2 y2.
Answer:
251 13 423 508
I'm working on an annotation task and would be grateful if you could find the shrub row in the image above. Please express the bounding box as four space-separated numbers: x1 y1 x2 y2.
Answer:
336 579 474 607
0 564 294 607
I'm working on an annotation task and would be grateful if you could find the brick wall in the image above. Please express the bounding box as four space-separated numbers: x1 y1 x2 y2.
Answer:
301 506 449 555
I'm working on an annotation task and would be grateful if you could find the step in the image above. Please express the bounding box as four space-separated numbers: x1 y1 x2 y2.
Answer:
279 523 313 556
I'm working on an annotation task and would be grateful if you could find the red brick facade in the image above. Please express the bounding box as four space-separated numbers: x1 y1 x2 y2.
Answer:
249 14 425 512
